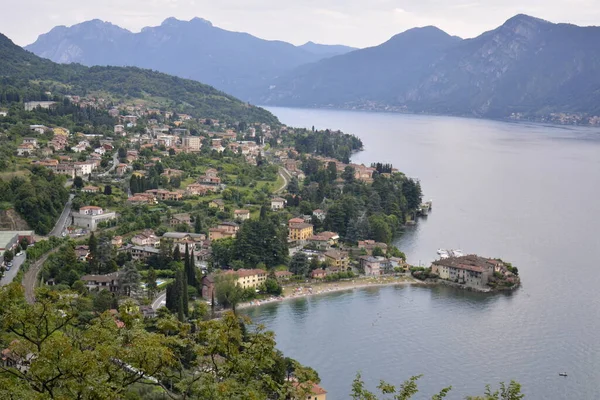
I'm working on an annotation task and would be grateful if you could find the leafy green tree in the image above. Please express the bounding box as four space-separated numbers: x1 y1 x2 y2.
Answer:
372 246 385 257
342 166 356 183
3 249 13 263
289 252 310 277
93 289 114 312
214 274 243 313
146 267 158 298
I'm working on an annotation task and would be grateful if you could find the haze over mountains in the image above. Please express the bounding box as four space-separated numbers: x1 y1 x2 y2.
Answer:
25 17 356 101
25 14 600 120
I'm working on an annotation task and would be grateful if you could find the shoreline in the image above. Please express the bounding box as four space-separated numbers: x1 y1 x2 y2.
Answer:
237 275 431 310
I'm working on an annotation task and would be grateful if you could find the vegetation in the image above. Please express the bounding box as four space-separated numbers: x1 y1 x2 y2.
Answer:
0 166 69 234
288 127 363 163
0 32 279 125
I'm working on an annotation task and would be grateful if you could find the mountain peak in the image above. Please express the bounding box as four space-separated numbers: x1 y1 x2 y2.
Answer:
503 14 551 28
160 17 213 27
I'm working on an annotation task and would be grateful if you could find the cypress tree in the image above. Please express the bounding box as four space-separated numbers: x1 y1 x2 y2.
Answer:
173 245 181 262
189 249 196 287
184 243 190 283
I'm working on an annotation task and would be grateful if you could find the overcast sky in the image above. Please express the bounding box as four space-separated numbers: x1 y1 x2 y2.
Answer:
3 0 600 47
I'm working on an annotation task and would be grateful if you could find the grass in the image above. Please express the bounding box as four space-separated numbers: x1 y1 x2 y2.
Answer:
0 169 31 180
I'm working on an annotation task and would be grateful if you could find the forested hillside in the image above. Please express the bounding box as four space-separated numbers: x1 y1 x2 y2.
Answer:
0 32 278 125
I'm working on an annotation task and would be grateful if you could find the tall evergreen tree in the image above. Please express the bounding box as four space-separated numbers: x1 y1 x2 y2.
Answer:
173 245 181 262
189 249 196 287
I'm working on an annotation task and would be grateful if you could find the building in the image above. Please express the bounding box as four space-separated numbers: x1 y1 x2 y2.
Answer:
209 199 225 212
359 256 392 276
131 231 160 247
209 222 239 240
114 125 125 135
16 143 35 156
358 240 388 255
234 209 250 221
307 231 339 250
111 236 123 248
312 209 326 221
144 189 183 201
71 206 117 231
288 222 314 243
275 271 293 281
170 213 192 228
293 382 327 400
82 186 100 193
0 231 34 252
29 124 48 134
128 245 161 261
324 250 350 271
24 101 56 111
182 135 202 152
271 197 286 211
81 272 120 292
202 269 267 299
311 269 328 279
431 255 496 289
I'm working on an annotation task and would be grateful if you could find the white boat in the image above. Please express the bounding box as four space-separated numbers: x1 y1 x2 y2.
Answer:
437 248 448 255
451 249 464 257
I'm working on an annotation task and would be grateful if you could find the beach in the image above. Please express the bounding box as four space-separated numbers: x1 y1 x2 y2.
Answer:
238 275 428 310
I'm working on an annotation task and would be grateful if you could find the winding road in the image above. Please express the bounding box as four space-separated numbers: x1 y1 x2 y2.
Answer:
275 167 292 194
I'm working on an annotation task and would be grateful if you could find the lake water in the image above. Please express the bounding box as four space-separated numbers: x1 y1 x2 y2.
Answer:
244 108 600 399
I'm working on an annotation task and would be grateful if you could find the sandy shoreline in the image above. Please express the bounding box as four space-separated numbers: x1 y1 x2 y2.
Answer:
238 275 430 310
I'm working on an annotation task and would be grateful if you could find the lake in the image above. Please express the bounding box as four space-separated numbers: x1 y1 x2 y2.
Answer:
243 108 600 399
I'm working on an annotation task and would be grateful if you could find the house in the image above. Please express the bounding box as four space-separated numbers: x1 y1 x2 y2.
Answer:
16 143 35 156
114 125 125 135
202 269 267 299
307 232 339 250
116 163 128 176
81 272 120 292
82 186 100 193
22 137 38 147
293 382 327 400
209 222 239 241
288 222 314 243
209 199 225 212
74 162 95 177
144 189 183 201
170 213 192 228
128 245 161 261
71 206 117 231
24 101 56 111
358 240 388 255
359 256 391 276
311 269 328 279
275 271 293 281
131 231 160 247
234 209 250 221
127 194 156 204
111 236 123 248
29 124 48 134
94 147 106 155
271 197 286 211
182 135 202 152
186 183 212 196
324 250 350 271
74 245 90 261
312 209 326 221
431 255 496 289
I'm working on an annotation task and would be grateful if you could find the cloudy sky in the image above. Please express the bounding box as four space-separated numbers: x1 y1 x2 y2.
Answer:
3 0 600 47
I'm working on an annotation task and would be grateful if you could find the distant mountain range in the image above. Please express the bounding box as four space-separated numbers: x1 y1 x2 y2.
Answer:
262 14 600 119
26 14 600 121
25 17 357 101
0 32 278 124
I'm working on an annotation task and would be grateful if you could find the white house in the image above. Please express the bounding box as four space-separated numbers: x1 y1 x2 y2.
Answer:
71 206 116 231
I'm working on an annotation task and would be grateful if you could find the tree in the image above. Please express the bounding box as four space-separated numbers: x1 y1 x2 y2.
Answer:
185 244 196 286
93 289 114 312
118 262 141 297
104 185 112 195
194 215 203 234
3 249 13 263
173 245 181 262
214 274 243 313
117 147 127 158
342 166 356 183
288 176 300 195
327 161 338 182
146 267 158 298
73 176 84 189
372 246 385 257
289 252 309 277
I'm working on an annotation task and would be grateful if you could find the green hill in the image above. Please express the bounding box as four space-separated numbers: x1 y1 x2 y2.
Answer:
0 32 278 125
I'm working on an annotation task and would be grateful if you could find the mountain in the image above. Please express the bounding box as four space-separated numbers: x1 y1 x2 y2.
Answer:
261 15 600 119
298 41 357 57
262 26 462 107
0 32 278 124
26 18 336 100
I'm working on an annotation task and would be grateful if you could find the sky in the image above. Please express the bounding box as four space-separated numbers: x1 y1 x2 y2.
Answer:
3 0 600 47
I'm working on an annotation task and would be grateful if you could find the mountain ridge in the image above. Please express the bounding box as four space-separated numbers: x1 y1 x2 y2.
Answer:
25 17 356 100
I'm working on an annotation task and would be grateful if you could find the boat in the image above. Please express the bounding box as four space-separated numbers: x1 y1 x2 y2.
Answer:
559 372 568 377
437 249 447 255
451 249 464 257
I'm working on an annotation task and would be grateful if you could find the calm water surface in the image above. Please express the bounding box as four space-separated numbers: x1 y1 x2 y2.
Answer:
244 108 600 399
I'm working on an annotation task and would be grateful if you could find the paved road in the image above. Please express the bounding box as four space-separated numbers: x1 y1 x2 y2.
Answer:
49 194 75 238
275 167 292 194
99 152 119 177
151 291 167 310
0 253 26 286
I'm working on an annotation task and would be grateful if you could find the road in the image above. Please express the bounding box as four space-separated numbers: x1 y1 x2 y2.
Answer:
49 194 75 238
151 291 166 310
0 253 26 287
23 248 60 303
99 152 119 177
275 167 292 194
